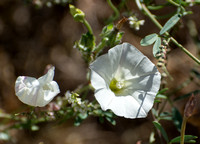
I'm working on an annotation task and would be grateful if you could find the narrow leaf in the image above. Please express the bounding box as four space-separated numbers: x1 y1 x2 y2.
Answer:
153 37 161 57
160 14 181 35
156 94 167 99
170 135 198 143
160 112 172 121
172 107 182 132
153 121 169 143
157 88 168 94
140 33 158 46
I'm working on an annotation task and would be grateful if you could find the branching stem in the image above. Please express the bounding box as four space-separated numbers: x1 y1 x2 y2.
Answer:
136 1 200 65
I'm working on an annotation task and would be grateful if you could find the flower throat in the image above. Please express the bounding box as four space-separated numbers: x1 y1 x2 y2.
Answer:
109 78 124 94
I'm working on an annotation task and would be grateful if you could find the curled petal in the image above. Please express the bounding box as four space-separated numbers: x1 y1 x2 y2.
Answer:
15 76 40 106
38 66 55 84
15 66 60 107
35 81 60 107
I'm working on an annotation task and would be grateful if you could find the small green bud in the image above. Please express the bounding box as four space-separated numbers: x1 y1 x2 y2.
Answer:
69 4 85 22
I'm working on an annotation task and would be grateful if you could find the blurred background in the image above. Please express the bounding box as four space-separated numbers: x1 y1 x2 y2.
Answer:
0 0 199 143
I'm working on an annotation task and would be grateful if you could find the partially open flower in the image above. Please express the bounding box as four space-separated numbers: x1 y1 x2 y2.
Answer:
90 43 161 119
15 66 60 107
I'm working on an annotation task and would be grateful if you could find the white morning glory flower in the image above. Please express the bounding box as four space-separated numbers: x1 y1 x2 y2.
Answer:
90 43 161 119
15 66 60 107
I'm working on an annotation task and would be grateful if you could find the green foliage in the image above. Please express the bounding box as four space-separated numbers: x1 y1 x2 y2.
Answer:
153 37 161 57
153 121 169 143
172 107 183 132
74 32 95 62
160 13 181 35
170 135 198 143
74 113 88 126
100 24 124 47
140 33 158 46
140 33 161 57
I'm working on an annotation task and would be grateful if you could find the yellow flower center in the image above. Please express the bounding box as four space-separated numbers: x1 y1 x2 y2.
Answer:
109 78 125 94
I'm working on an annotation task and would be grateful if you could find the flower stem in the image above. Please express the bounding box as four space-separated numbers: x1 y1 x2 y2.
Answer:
82 19 93 35
180 116 188 144
106 0 120 21
136 1 200 65
93 38 108 56
167 0 180 7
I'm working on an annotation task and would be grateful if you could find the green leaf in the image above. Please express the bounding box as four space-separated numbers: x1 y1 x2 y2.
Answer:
153 121 169 143
154 99 161 103
79 32 95 51
140 33 158 46
160 13 181 35
100 24 123 47
75 32 95 62
157 88 168 94
105 117 116 125
151 108 158 117
160 112 172 121
156 94 167 99
172 107 182 132
153 37 161 57
78 113 88 120
170 135 198 143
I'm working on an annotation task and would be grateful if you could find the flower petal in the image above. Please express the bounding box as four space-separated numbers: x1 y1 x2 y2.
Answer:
131 90 156 117
124 71 161 93
90 54 112 85
15 66 60 107
94 88 115 111
38 66 55 84
130 55 158 77
15 76 40 106
90 69 108 90
106 96 147 118
108 43 146 80
35 81 60 107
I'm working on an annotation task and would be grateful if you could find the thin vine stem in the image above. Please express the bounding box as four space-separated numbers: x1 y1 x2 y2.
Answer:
106 0 120 21
167 0 180 7
136 1 200 65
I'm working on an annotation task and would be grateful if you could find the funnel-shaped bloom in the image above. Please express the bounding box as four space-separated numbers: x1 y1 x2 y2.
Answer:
15 66 60 107
90 43 161 119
